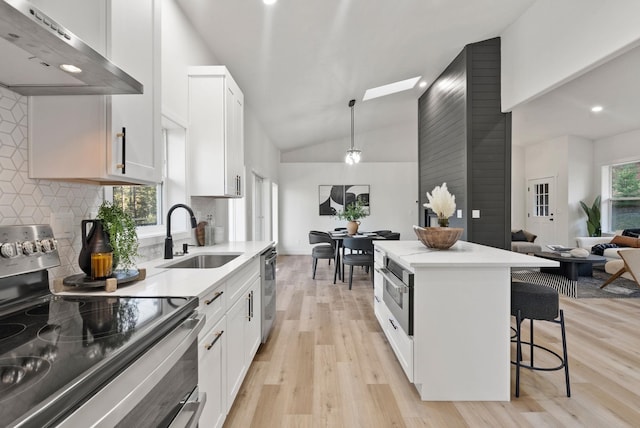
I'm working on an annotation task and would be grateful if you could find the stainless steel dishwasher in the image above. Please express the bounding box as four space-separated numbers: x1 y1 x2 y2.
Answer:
260 246 277 343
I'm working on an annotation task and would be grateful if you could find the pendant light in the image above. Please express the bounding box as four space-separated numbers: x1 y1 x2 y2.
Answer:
345 99 361 164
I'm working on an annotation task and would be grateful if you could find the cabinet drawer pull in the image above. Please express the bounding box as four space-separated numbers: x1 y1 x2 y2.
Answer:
204 291 224 305
374 295 380 303
389 318 398 330
205 330 224 350
116 127 126 174
247 291 252 320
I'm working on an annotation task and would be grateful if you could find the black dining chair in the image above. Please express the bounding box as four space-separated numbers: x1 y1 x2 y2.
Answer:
341 238 374 290
309 231 336 280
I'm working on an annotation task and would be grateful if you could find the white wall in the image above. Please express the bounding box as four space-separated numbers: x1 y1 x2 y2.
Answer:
526 137 569 246
522 136 595 246
282 121 417 163
162 0 280 242
567 136 595 239
279 162 418 254
162 0 220 123
594 128 640 169
511 145 526 229
501 0 640 110
594 128 640 233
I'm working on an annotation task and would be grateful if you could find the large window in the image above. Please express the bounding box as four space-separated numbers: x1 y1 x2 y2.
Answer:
609 161 640 230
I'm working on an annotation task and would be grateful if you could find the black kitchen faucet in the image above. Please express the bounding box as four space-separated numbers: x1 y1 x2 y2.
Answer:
164 204 198 259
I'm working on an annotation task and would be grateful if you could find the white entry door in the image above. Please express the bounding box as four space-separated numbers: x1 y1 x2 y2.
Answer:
526 177 556 247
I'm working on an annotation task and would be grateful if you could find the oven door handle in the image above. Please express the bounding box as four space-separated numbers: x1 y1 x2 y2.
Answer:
265 252 278 265
379 267 409 294
168 389 207 428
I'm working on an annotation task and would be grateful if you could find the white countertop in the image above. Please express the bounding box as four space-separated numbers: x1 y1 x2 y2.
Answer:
53 241 275 299
374 240 559 269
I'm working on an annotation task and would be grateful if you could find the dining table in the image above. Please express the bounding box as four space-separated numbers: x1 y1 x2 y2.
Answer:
328 231 387 283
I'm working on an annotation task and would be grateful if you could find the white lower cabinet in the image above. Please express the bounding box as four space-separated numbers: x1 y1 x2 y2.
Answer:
226 276 261 410
373 252 414 382
198 316 226 428
197 257 261 426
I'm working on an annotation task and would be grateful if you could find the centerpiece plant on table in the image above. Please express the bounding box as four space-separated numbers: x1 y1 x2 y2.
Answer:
424 182 456 227
336 200 369 235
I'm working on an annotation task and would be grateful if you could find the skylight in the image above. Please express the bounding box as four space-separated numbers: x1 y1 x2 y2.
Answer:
362 76 422 101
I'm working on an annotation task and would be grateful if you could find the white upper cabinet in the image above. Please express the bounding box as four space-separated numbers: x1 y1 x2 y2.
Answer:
28 0 162 185
188 66 245 198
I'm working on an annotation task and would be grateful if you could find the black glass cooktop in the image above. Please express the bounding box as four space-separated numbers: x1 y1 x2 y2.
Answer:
0 293 197 427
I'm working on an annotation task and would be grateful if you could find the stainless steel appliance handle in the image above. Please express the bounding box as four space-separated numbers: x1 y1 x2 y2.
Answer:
379 267 409 294
168 390 207 428
265 253 277 264
57 314 205 427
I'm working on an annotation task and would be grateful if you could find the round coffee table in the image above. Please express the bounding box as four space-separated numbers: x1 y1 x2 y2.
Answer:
533 252 606 281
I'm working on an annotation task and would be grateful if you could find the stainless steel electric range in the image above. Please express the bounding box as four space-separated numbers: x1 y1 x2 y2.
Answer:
0 225 205 428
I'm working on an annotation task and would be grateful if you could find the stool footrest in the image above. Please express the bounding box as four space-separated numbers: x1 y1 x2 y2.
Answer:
510 340 566 372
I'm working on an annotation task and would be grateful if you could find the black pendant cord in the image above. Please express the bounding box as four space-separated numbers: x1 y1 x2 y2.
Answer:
349 99 355 150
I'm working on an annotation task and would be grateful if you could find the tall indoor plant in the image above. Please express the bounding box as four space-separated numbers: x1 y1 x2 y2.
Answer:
96 201 139 271
579 195 601 237
336 200 369 235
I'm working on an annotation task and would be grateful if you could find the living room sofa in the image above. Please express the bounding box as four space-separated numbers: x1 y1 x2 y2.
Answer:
575 229 640 262
511 229 541 254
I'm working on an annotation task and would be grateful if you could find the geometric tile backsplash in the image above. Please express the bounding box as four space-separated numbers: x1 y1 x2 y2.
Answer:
0 87 198 284
0 87 105 281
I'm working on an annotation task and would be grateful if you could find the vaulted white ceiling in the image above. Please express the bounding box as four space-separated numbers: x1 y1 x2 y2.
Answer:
511 42 640 146
176 0 536 151
176 0 639 152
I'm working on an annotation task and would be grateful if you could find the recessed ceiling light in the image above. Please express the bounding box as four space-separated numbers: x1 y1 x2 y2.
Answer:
362 76 422 101
60 64 82 73
419 81 427 88
263 0 277 4
591 105 603 113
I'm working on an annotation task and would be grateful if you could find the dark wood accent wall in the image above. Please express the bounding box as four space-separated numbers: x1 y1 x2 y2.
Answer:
418 38 511 249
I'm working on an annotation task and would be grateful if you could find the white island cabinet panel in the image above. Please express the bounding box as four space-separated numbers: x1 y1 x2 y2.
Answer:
373 240 558 401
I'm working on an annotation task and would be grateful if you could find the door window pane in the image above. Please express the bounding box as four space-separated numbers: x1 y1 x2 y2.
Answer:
534 183 549 217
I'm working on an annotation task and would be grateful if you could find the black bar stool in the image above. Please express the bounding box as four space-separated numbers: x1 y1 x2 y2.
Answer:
511 281 571 398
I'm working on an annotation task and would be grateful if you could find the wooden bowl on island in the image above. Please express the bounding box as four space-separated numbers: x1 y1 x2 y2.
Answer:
413 225 463 250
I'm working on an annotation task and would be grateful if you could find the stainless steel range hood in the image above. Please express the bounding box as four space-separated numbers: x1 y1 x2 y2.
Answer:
0 0 143 96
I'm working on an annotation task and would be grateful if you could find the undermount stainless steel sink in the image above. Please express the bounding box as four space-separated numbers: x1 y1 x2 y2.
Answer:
160 253 241 269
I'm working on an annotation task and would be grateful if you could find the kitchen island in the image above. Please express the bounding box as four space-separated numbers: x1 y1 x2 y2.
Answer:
373 240 558 401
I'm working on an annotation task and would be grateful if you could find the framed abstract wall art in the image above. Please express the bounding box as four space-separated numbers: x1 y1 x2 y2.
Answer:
319 184 370 216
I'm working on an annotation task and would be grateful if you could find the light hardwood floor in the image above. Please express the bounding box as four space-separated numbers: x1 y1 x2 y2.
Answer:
224 255 640 427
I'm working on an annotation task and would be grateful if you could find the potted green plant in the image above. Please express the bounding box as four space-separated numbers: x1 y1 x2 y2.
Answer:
96 201 139 271
579 195 601 237
336 200 369 235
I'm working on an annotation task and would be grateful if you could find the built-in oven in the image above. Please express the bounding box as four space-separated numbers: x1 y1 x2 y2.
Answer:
379 257 414 336
0 225 205 428
260 245 277 343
